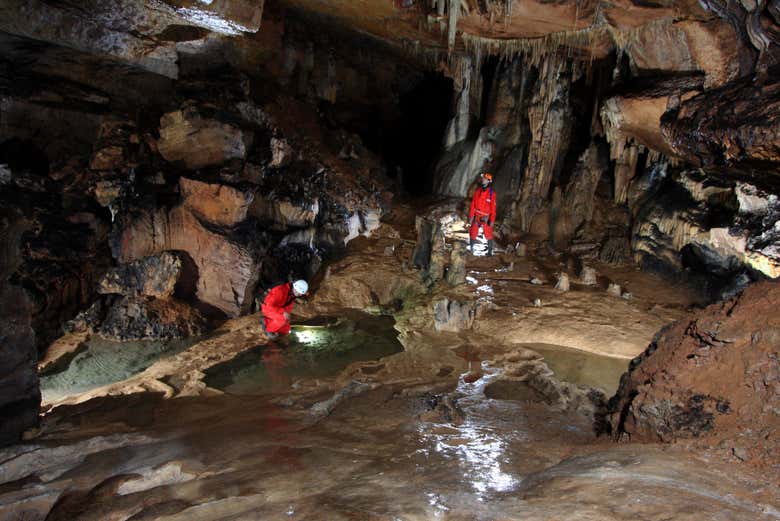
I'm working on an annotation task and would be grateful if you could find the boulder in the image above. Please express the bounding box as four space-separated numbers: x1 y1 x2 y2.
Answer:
250 195 319 229
98 295 206 341
179 177 252 227
158 108 246 170
115 204 262 317
608 281 780 464
97 251 186 299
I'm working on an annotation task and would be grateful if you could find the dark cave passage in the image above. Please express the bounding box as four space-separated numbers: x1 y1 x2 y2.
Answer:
390 72 454 196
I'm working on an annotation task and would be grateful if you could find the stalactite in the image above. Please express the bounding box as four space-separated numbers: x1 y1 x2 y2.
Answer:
461 26 610 69
444 56 474 148
448 0 460 52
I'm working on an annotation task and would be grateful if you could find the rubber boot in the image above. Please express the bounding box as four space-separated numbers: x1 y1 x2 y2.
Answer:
469 238 476 254
487 239 494 257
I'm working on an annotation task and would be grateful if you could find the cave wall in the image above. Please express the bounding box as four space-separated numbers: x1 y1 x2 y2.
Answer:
428 7 780 293
1 0 779 446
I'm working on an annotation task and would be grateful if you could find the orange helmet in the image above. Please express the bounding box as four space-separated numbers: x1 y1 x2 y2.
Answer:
481 172 493 182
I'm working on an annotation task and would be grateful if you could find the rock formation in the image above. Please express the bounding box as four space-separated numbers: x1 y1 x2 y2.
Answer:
1 0 779 461
608 281 780 464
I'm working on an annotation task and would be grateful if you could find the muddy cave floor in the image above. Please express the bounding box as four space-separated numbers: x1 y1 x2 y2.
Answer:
3 211 780 520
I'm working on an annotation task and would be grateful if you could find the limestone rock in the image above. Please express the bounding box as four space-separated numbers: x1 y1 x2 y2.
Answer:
65 300 105 334
250 196 319 229
89 145 125 170
158 108 246 170
601 76 703 164
445 242 467 286
115 205 262 317
180 177 252 227
558 143 609 243
485 350 607 418
554 273 570 292
661 74 780 167
608 281 780 464
269 137 293 168
97 252 186 299
98 295 206 341
625 19 745 88
579 266 598 285
433 298 475 332
426 228 447 285
411 217 438 271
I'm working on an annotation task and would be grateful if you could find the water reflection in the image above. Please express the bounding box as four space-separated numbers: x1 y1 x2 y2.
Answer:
419 363 521 503
205 312 403 395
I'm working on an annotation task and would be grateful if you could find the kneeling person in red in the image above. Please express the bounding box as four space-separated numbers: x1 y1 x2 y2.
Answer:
468 172 497 256
261 279 309 339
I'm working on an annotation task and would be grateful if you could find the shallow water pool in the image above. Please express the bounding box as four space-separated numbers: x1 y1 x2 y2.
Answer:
521 342 629 396
204 311 403 395
40 336 200 403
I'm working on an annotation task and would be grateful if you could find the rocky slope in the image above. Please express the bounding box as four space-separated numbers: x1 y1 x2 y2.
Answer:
608 281 780 468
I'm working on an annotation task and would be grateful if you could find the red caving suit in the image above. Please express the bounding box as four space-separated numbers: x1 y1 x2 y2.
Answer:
261 282 296 335
469 185 497 240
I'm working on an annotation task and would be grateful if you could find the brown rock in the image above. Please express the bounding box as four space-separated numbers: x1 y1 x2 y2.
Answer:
89 145 124 170
608 281 780 464
97 251 184 299
179 177 252 227
158 108 246 170
661 74 780 167
626 19 745 88
98 295 206 341
117 205 260 316
269 137 293 168
601 76 704 163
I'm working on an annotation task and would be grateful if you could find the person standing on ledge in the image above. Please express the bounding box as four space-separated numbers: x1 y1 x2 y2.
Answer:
261 279 309 339
468 172 497 256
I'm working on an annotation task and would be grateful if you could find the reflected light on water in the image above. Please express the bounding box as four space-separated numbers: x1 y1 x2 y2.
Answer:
293 329 322 344
420 364 520 502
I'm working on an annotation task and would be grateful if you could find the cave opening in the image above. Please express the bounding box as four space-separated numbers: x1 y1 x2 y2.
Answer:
355 71 454 197
390 72 454 196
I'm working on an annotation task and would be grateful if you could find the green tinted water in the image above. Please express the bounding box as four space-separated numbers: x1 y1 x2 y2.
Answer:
204 312 403 395
521 343 629 396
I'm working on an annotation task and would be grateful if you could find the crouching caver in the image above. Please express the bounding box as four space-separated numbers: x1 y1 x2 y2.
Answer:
261 280 309 339
468 172 497 256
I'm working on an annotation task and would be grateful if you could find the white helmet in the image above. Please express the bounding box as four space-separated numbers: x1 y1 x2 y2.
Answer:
292 280 309 296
